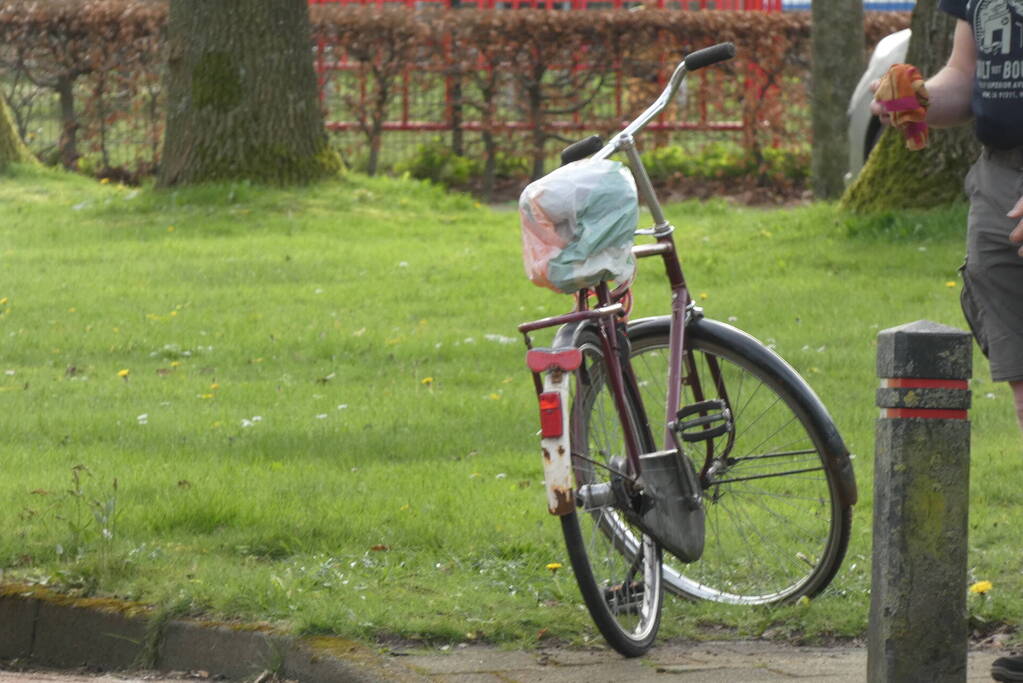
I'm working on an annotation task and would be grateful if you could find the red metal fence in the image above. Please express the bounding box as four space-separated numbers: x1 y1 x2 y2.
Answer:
311 0 781 8
310 0 789 171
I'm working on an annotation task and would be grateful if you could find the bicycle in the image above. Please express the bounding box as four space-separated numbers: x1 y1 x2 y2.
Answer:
517 43 858 657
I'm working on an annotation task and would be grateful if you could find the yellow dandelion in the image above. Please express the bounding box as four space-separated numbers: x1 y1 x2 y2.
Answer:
489 393 501 400
170 361 181 368
210 383 220 390
946 281 957 288
421 377 434 385
0 297 7 305
545 562 562 574
199 393 214 399
117 369 130 378
699 292 709 301
970 580 993 595
100 178 110 184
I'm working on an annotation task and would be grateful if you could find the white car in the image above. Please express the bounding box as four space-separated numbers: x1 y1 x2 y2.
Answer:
845 28 911 182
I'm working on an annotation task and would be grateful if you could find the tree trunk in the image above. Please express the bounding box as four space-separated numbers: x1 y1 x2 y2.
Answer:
527 78 546 181
366 121 383 177
158 0 340 187
482 129 497 202
0 92 37 170
841 0 980 211
56 74 80 171
811 0 865 199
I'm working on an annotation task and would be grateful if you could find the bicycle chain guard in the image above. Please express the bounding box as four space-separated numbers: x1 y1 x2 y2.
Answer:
635 449 705 563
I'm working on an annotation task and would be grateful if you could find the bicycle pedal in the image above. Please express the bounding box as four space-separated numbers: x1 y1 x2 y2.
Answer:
604 581 644 615
673 399 732 443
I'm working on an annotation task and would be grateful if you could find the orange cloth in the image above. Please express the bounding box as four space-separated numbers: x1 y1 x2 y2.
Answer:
875 63 930 151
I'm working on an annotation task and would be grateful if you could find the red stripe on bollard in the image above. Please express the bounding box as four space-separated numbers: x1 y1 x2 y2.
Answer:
883 408 968 420
882 378 969 390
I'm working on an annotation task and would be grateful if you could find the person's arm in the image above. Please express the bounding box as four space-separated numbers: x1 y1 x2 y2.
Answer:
870 20 975 127
1010 199 1023 255
924 20 976 127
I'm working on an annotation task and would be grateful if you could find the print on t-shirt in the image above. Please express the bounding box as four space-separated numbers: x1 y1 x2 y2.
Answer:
971 0 1023 99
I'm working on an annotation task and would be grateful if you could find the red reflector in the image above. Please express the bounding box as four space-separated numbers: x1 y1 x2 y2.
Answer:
882 378 969 390
883 408 968 420
539 392 563 438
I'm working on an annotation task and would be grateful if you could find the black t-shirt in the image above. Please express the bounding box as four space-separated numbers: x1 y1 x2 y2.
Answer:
939 0 1023 148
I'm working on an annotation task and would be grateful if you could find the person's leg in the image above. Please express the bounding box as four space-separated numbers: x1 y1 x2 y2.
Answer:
961 151 1023 440
1012 381 1023 433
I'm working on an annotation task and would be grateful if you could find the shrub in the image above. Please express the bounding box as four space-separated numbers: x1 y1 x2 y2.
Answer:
641 142 752 181
641 141 809 187
760 146 810 183
395 140 481 188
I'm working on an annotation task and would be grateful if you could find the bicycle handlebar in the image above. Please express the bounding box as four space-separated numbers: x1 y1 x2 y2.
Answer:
684 42 736 72
594 42 735 161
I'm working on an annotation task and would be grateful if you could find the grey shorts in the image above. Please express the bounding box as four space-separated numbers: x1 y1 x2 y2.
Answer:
961 146 1023 383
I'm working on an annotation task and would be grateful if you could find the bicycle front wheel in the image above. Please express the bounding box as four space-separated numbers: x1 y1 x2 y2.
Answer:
629 317 852 605
560 328 663 657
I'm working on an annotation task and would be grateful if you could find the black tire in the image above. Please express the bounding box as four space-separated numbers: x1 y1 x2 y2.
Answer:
560 328 663 657
628 317 852 605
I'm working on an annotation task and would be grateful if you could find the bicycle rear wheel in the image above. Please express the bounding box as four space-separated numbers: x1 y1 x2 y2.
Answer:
628 317 852 605
560 328 663 657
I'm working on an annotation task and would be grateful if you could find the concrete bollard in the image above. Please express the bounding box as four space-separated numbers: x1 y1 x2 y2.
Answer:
868 320 973 683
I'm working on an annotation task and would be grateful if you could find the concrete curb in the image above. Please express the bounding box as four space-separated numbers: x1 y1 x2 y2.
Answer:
0 588 426 682
0 585 1008 682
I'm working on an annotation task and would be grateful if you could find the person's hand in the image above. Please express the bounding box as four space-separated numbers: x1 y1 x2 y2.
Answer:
1010 196 1023 256
869 79 892 126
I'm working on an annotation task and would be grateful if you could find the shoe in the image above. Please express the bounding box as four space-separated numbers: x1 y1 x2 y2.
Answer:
993 655 1023 682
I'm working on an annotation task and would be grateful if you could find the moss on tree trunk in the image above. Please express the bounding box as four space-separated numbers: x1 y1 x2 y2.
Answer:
841 124 976 211
158 0 340 187
0 93 38 171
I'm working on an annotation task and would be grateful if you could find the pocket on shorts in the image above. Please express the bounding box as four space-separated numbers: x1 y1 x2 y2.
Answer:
959 262 989 358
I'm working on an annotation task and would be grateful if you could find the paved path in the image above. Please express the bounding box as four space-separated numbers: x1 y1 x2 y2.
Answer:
394 641 1003 682
0 674 190 682
6 640 1005 682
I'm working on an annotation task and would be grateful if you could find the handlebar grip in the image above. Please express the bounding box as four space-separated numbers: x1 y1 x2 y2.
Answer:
560 135 604 166
684 43 736 71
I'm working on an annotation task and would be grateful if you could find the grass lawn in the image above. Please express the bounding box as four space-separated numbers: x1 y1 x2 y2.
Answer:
0 163 1019 649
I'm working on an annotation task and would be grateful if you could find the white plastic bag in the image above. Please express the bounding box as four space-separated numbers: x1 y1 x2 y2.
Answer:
519 159 638 294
